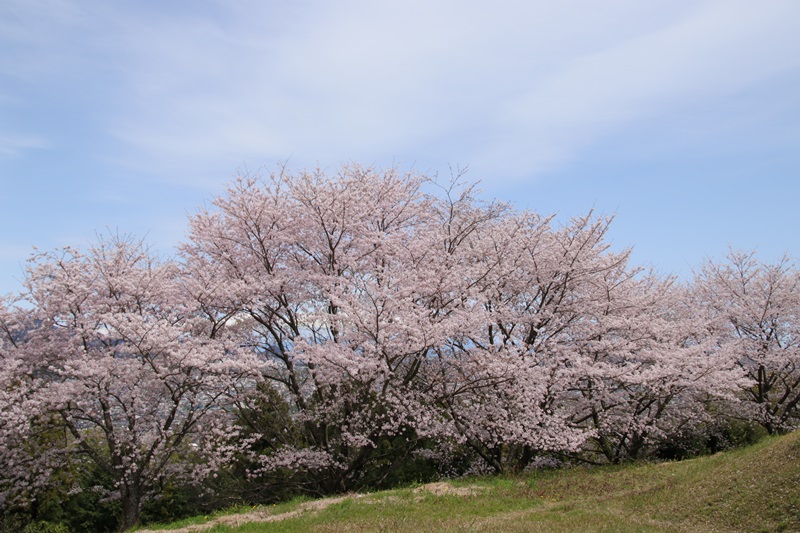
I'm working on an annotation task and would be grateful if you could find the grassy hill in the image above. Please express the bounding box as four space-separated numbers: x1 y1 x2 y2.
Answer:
139 430 800 532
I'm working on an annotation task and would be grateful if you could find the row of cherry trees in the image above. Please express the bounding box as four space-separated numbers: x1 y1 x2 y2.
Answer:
1 166 798 530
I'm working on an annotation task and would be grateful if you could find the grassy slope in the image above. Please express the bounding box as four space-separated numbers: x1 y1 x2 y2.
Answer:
143 430 800 532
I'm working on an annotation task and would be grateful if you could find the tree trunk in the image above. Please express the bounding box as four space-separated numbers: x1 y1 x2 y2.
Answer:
119 486 142 532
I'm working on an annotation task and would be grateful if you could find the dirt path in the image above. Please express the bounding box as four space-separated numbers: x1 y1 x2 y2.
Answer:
136 482 483 532
136 494 361 532
413 482 483 497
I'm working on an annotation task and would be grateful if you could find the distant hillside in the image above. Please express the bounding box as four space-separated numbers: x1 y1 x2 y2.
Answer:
140 431 800 532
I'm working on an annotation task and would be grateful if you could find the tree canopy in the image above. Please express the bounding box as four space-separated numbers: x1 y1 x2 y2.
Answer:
1 165 797 531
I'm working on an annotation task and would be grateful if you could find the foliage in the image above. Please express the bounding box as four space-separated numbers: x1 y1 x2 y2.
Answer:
654 419 768 460
22 522 71 533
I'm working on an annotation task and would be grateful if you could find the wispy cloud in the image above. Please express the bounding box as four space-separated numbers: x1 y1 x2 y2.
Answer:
0 134 47 157
1 0 798 186
81 1 796 183
476 1 800 178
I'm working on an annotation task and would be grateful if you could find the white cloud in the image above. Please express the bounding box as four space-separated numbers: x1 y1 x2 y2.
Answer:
476 0 800 179
0 134 47 157
3 0 798 184
89 2 647 171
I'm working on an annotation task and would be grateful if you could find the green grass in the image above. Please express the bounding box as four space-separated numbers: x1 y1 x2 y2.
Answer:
140 430 800 532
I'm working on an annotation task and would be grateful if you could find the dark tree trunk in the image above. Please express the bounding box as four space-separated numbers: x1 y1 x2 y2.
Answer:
119 486 142 532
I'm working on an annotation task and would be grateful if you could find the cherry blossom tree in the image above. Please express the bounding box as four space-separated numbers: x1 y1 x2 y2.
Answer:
181 165 591 483
435 208 744 467
0 236 256 530
694 251 800 434
182 166 434 489
565 270 748 463
0 297 54 510
428 210 610 472
5 163 789 529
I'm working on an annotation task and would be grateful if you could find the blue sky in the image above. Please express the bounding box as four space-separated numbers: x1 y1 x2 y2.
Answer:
1 0 799 295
